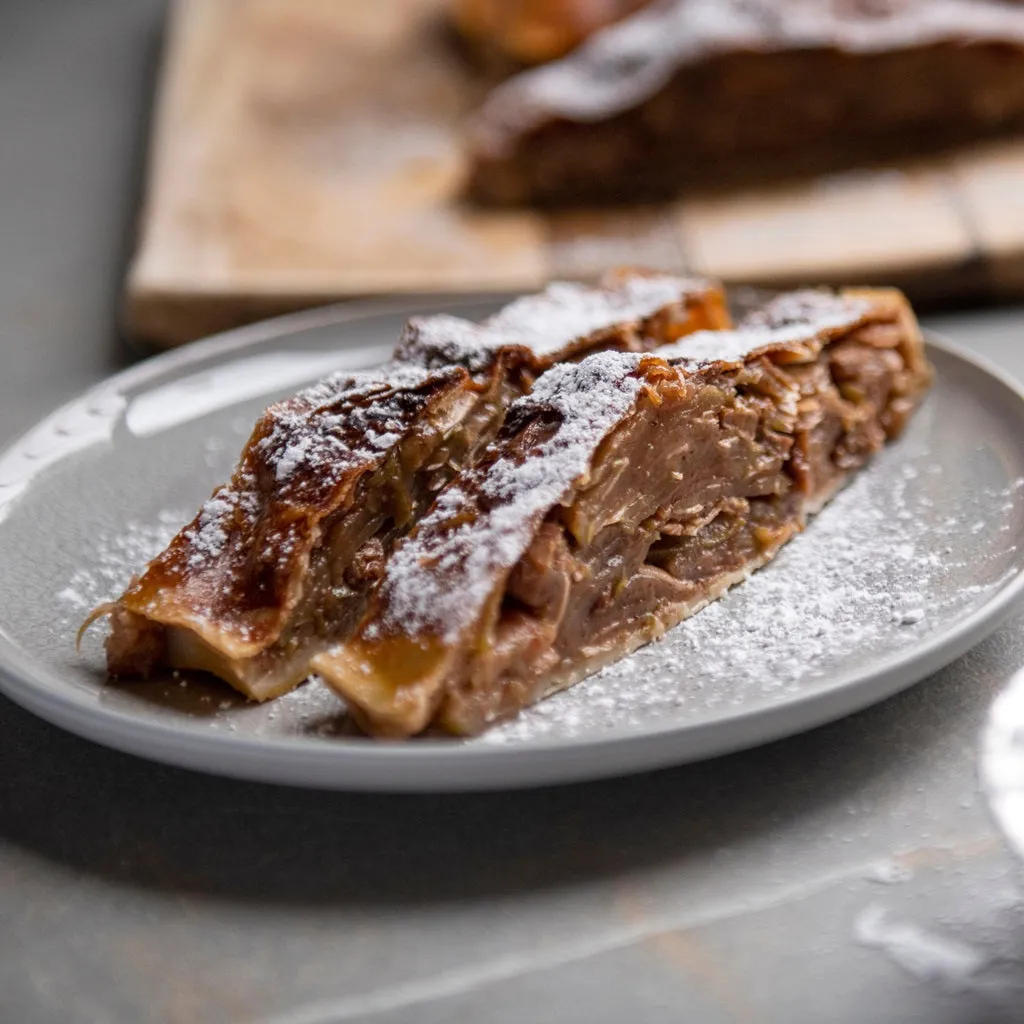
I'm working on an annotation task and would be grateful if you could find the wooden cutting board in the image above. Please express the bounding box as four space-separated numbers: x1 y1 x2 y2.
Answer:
126 0 1024 347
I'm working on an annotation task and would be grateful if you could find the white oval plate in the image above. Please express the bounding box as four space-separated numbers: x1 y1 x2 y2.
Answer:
1 299 1024 791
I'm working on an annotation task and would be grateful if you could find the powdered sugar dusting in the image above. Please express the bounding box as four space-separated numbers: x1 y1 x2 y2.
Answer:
395 315 506 374
741 289 872 331
487 275 697 347
183 492 238 569
379 351 646 642
657 290 869 368
396 273 706 372
254 362 442 490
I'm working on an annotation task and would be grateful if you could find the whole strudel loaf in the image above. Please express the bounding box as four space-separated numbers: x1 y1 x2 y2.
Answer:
467 0 1024 206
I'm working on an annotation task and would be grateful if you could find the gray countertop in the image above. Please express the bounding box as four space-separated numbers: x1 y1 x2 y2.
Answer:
3 4 1024 1023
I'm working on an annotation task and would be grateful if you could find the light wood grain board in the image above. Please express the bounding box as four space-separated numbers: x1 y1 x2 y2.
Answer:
126 0 1024 347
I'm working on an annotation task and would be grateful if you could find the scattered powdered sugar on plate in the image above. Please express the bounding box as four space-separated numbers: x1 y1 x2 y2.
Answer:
56 509 191 621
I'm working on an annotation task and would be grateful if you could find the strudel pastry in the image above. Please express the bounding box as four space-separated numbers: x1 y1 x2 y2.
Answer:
466 0 1024 206
92 271 727 700
314 287 932 736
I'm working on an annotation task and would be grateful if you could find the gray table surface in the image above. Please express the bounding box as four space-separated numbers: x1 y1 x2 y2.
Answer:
3 4 1024 1023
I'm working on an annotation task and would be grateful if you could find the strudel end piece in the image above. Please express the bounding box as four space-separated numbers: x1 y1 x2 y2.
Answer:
96 364 483 701
314 287 932 737
466 0 1024 206
92 271 726 701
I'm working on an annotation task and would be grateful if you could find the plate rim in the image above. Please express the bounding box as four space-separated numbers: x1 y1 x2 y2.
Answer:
1 301 1023 791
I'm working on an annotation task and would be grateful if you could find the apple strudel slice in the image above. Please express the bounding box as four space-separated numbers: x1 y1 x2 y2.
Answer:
92 271 727 701
314 287 932 737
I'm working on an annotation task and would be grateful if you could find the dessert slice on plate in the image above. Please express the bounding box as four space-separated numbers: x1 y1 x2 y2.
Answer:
91 271 727 701
315 287 932 737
